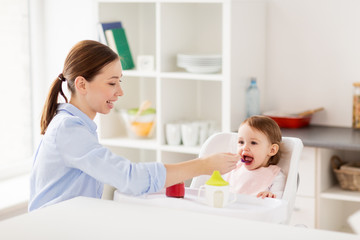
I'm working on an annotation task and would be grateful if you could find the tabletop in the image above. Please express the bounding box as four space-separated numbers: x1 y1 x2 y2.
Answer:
0 196 358 240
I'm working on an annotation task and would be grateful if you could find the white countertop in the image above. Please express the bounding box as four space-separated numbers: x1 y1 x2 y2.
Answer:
0 196 358 240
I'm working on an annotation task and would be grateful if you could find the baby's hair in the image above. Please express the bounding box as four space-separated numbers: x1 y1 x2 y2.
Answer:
241 115 282 165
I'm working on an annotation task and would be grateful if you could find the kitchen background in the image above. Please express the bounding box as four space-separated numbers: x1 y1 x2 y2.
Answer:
1 0 360 232
32 0 360 135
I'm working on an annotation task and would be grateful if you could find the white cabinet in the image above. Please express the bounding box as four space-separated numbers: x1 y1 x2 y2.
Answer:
317 148 360 233
95 0 266 165
290 146 360 233
290 147 316 228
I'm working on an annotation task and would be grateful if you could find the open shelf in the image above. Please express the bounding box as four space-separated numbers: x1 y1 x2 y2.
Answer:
160 72 223 81
320 185 360 202
123 70 157 78
160 144 201 155
100 137 157 150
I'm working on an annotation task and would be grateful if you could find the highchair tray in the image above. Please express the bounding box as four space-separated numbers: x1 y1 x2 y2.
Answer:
113 187 288 224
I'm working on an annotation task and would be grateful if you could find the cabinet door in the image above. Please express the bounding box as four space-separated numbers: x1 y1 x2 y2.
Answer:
297 147 316 197
290 196 315 228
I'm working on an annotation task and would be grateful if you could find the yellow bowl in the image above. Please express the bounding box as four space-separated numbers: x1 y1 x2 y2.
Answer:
130 121 155 137
120 109 156 138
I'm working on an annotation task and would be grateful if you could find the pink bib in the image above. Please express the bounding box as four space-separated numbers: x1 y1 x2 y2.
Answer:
226 164 281 196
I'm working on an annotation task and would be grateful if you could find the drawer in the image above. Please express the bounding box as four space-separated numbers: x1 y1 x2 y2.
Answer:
290 196 315 228
297 147 316 197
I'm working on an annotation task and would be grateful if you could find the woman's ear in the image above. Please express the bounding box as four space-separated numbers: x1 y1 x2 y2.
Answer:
269 144 279 156
74 76 87 95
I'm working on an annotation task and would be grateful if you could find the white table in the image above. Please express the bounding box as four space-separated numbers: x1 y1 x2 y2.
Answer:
114 188 289 224
0 196 358 240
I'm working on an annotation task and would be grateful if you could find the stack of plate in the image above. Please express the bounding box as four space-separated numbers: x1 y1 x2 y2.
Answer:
177 54 222 74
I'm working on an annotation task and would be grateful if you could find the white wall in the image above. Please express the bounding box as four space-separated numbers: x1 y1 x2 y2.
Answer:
266 0 360 127
31 0 96 141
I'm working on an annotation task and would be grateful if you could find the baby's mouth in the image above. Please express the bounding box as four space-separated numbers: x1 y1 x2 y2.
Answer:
241 155 253 164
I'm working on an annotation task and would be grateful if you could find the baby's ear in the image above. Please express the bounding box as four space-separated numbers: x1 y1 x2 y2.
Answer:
269 144 279 156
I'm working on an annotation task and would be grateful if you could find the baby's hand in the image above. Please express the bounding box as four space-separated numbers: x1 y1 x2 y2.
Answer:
257 191 276 199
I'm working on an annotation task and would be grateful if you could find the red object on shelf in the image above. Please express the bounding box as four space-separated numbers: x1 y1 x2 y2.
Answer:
166 182 185 198
265 115 312 128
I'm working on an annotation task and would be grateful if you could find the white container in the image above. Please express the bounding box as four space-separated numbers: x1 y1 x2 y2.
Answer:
181 122 199 146
198 184 236 208
165 123 182 145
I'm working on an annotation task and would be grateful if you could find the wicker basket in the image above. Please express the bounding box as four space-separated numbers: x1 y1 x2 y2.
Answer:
331 155 360 191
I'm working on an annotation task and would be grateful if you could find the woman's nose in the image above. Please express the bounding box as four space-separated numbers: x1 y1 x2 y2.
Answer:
116 85 124 96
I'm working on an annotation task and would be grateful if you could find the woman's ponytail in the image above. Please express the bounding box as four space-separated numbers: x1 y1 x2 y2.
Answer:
40 74 68 135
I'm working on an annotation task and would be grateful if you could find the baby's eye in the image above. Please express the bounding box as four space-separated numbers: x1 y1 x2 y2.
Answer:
251 141 258 145
238 140 244 145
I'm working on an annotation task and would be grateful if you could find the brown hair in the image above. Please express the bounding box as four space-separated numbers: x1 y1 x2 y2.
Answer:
241 115 282 165
40 40 119 134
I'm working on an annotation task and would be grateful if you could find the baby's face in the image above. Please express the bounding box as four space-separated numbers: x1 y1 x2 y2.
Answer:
237 123 275 170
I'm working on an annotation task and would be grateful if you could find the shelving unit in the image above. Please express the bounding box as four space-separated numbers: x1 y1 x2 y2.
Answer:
95 1 360 234
317 148 360 233
95 0 266 163
289 145 360 234
321 186 360 202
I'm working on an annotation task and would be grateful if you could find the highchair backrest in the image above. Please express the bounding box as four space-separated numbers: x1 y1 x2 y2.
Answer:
190 132 303 224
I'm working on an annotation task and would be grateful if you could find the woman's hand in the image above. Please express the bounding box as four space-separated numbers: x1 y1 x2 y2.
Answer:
257 191 276 199
201 153 240 175
164 152 239 187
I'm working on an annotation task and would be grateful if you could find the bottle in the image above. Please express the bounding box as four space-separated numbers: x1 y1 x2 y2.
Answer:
353 82 360 129
246 77 260 118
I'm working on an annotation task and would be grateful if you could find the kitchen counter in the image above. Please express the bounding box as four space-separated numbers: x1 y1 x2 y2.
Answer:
281 125 360 151
0 196 358 240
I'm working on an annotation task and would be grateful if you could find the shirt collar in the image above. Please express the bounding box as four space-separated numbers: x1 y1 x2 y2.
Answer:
57 103 97 132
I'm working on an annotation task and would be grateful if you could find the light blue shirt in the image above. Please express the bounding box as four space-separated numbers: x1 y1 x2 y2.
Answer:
29 103 166 211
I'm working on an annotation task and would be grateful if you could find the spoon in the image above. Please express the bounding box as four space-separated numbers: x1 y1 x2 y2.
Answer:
295 107 324 117
133 100 152 122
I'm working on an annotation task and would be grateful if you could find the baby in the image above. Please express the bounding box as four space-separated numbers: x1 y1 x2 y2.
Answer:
226 115 285 199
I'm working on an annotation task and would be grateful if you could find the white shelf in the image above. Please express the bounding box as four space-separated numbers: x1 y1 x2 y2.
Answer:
100 137 201 155
123 70 157 78
160 72 223 81
100 137 158 150
123 70 223 81
160 144 200 155
320 185 360 202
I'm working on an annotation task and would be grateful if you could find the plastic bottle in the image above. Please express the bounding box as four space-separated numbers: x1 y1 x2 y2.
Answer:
246 77 260 118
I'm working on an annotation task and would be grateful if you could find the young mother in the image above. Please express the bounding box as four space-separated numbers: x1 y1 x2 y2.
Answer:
29 40 239 211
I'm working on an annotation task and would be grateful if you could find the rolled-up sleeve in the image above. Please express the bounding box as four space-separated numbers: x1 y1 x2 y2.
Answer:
56 117 166 195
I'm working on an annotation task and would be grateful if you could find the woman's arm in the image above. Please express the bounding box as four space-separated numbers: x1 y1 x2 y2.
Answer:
164 153 239 187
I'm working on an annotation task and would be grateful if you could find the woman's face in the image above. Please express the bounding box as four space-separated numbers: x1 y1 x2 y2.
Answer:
83 59 123 118
237 123 278 170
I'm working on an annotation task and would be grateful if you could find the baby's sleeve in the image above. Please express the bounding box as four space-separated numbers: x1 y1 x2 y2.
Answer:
269 170 286 199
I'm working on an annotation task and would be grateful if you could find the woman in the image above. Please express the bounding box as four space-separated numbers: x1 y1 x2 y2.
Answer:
29 40 239 211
